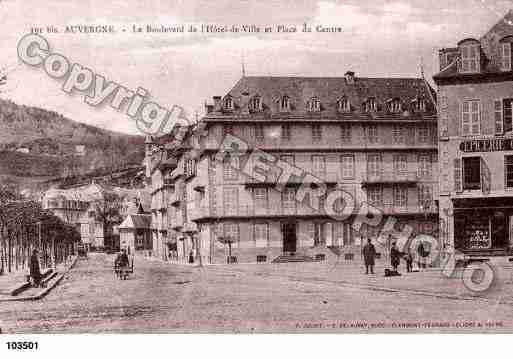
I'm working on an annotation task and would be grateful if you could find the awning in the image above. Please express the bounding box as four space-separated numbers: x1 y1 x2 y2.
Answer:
453 196 513 211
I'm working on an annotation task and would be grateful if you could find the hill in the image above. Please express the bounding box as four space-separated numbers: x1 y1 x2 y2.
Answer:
0 98 145 189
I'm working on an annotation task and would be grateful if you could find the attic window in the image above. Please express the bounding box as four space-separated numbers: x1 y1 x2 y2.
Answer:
224 97 234 110
308 97 321 112
363 97 377 113
499 41 512 71
280 96 290 112
412 98 426 112
460 43 480 73
249 96 262 112
338 97 350 112
388 98 402 113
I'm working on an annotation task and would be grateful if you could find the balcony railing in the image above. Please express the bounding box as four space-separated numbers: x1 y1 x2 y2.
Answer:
371 202 438 215
244 171 344 187
362 171 418 185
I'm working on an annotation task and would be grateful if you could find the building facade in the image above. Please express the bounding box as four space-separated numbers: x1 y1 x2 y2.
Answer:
434 11 513 257
147 73 439 264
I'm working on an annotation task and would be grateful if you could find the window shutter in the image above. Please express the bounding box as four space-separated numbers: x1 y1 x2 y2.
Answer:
503 43 512 71
498 43 504 68
461 101 470 136
454 158 463 193
494 99 504 134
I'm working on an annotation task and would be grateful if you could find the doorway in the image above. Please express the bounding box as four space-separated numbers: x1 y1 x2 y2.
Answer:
282 222 297 253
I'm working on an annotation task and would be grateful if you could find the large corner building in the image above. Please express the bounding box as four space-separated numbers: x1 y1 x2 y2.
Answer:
147 72 439 264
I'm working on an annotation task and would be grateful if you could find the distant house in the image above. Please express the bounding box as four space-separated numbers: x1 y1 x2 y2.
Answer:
16 147 29 154
75 145 86 156
119 213 152 256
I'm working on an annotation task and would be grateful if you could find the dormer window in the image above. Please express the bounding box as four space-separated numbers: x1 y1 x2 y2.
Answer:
412 98 426 112
499 40 512 71
249 96 262 112
224 96 234 111
459 42 480 73
363 97 377 113
308 97 321 112
387 98 402 113
280 95 290 112
338 97 351 112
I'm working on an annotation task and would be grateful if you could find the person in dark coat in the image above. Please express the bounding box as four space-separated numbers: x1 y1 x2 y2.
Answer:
404 249 413 273
115 249 129 268
390 242 401 272
30 249 42 287
362 238 376 274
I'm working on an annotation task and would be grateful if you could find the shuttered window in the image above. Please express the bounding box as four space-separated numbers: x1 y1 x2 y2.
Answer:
454 158 463 192
505 156 513 188
500 42 512 71
461 100 480 136
254 223 268 248
495 99 504 134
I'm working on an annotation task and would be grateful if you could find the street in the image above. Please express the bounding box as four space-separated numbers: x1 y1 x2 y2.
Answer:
2 253 513 333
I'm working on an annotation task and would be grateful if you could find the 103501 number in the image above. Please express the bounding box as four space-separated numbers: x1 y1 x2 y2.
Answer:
6 341 39 350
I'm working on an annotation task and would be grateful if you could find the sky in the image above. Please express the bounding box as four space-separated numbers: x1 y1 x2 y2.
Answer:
1 0 513 135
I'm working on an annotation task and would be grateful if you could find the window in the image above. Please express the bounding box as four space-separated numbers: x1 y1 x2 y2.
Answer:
495 98 513 134
340 124 351 143
313 223 325 246
223 154 239 180
393 186 408 208
224 96 234 110
366 124 378 144
363 98 377 112
461 100 480 136
254 223 268 248
418 154 432 178
184 158 196 178
253 188 268 209
223 187 238 215
312 124 322 142
367 186 383 206
367 153 381 178
460 44 480 73
255 124 264 141
308 97 321 112
393 154 408 175
462 157 481 190
418 185 433 208
392 125 404 144
412 98 426 112
280 96 290 111
249 96 261 112
223 223 239 242
312 155 326 178
388 98 401 113
418 125 430 143
282 188 296 213
506 156 513 188
334 222 353 246
223 125 234 137
341 154 355 179
280 154 294 165
500 42 512 71
281 124 291 141
338 97 350 112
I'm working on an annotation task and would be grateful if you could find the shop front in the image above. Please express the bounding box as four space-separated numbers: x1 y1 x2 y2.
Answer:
453 197 513 254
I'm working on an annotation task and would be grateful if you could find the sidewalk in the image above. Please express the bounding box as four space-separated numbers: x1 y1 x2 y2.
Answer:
216 257 513 305
0 256 78 302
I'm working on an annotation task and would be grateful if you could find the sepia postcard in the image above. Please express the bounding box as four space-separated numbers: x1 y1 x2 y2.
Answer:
4 0 513 343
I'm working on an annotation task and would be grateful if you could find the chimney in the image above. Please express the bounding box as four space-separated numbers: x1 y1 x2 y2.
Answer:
213 96 222 109
345 71 355 84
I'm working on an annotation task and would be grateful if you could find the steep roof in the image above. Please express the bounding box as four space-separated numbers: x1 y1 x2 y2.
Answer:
434 10 513 81
119 214 151 229
215 76 435 116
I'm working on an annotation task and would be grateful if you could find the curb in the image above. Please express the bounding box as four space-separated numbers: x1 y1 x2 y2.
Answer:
0 256 78 303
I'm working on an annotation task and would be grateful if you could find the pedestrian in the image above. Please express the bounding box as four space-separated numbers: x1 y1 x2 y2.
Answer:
390 242 401 273
362 238 376 274
188 250 194 264
29 249 42 288
404 249 413 273
417 241 427 269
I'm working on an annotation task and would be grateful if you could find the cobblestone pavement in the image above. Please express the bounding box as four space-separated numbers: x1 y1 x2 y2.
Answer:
1 253 513 333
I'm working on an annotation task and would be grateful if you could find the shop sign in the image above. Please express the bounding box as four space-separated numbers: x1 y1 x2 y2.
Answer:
460 138 513 153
